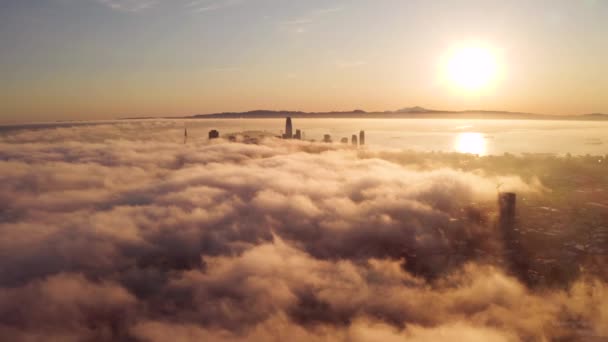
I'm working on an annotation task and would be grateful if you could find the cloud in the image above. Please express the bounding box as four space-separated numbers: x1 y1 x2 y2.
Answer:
280 6 344 33
0 273 136 341
185 0 242 13
96 0 159 12
0 121 605 341
130 317 514 342
94 0 241 13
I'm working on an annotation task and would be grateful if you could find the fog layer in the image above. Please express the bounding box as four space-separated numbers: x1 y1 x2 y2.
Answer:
0 122 605 341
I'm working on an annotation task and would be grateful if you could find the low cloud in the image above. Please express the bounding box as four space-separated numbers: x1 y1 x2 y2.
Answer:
0 121 605 341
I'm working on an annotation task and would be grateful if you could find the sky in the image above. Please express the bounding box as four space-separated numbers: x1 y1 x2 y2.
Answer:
1 0 607 123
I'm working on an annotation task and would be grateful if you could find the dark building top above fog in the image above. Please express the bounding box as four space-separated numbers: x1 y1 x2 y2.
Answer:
208 130 220 139
283 117 293 139
207 117 367 146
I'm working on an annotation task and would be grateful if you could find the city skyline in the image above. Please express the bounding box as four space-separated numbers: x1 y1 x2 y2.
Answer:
1 0 608 123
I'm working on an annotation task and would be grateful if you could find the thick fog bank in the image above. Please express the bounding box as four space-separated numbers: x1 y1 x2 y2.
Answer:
0 123 606 341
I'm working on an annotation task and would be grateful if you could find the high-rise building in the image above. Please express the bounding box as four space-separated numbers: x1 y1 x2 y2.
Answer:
498 192 516 233
359 130 365 145
498 192 519 255
208 130 220 140
352 134 358 146
323 134 332 143
497 192 530 283
283 117 293 139
294 129 302 140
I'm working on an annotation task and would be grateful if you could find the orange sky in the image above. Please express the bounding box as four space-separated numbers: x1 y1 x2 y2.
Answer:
1 0 607 123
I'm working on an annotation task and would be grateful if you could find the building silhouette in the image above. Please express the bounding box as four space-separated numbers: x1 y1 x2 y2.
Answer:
498 192 530 282
498 192 516 235
498 192 518 253
208 130 220 140
359 130 365 145
283 117 293 139
341 137 348 144
352 134 358 146
294 129 302 140
323 134 332 143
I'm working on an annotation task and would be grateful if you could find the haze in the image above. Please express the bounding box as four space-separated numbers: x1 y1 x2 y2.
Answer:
1 0 608 123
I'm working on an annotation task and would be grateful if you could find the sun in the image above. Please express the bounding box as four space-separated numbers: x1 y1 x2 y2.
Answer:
446 46 498 91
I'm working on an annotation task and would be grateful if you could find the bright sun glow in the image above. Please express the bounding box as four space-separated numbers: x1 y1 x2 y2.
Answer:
446 47 497 91
455 132 486 155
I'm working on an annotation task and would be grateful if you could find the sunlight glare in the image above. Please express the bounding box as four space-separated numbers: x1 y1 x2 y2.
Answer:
455 132 486 155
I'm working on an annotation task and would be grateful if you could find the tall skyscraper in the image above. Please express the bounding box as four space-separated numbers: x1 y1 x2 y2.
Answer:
284 117 293 139
498 192 516 232
359 130 365 145
498 192 519 256
497 192 530 282
352 134 358 146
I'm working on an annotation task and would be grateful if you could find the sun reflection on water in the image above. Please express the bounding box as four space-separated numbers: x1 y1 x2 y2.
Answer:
455 132 486 155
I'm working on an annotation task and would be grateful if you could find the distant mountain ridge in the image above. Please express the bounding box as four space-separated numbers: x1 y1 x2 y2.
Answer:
172 107 608 121
583 113 608 118
395 106 436 113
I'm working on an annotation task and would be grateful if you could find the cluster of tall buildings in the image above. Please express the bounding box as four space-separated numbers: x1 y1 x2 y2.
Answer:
351 131 365 146
204 117 366 146
281 117 302 140
281 117 365 147
333 131 365 146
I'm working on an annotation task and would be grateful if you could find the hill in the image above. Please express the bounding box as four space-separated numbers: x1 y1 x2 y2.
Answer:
176 108 608 121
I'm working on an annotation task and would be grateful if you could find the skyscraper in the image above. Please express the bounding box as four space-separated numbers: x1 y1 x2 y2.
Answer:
352 134 358 146
498 192 516 233
498 192 519 256
359 130 365 145
497 192 530 282
294 129 302 140
284 117 293 139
